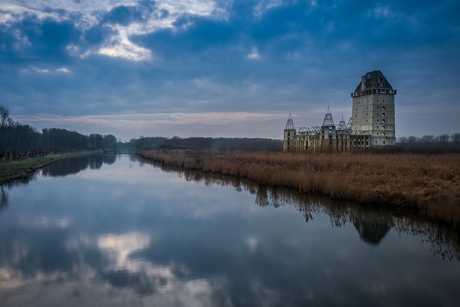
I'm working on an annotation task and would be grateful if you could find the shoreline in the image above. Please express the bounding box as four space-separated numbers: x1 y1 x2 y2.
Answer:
0 150 102 185
138 149 460 229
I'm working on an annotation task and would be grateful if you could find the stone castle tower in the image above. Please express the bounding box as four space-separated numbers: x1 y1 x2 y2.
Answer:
350 70 397 146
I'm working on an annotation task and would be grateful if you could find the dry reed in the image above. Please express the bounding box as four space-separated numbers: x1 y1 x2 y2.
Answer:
138 150 460 228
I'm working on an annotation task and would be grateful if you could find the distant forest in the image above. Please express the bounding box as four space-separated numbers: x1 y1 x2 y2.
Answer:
0 104 117 157
119 136 284 152
123 133 460 153
393 134 460 154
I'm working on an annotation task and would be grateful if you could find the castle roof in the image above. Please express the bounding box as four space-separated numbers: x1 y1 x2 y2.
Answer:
354 70 393 93
322 106 335 127
337 114 347 130
285 112 295 130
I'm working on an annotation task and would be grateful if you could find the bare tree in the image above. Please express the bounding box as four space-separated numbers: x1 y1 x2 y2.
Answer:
0 104 11 127
437 134 450 143
451 133 460 142
420 135 434 143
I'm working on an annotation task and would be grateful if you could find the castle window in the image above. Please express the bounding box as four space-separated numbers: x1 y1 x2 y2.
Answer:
377 106 379 109
377 113 379 115
377 126 379 128
382 106 385 110
377 132 379 135
366 141 368 145
356 108 357 111
383 141 385 144
377 100 379 102
382 132 385 136
382 119 385 123
382 113 385 116
377 119 379 122
382 126 385 130
375 141 377 144
383 100 385 102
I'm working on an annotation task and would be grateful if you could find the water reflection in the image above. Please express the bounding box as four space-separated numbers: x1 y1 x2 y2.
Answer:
153 162 460 261
0 154 116 209
353 217 394 246
0 186 7 210
42 154 116 177
0 154 459 306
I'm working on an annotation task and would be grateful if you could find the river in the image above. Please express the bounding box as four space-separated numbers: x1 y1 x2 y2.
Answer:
0 153 459 306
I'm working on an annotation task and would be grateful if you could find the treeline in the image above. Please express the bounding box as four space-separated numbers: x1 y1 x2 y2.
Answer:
395 133 460 154
0 104 117 158
123 136 283 151
398 133 460 145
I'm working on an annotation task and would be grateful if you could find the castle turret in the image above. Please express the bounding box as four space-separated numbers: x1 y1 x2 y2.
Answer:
350 70 396 146
321 106 336 140
337 114 347 131
283 113 296 151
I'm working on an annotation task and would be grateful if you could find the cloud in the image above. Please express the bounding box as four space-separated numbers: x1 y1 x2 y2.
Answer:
0 1 459 138
248 47 260 59
56 67 71 73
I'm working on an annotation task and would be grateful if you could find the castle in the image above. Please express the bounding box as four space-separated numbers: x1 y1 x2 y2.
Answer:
283 70 397 152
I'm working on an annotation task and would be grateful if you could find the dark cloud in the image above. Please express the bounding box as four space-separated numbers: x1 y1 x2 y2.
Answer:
0 16 81 63
134 16 238 60
84 25 116 45
102 1 157 26
102 5 145 26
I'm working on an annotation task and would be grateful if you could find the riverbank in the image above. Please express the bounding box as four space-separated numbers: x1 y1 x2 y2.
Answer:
0 151 101 185
138 150 460 228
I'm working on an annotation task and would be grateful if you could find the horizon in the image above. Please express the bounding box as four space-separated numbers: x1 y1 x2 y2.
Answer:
1 1 459 141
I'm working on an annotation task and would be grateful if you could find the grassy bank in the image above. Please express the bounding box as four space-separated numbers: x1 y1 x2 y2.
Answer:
0 151 101 184
138 150 460 228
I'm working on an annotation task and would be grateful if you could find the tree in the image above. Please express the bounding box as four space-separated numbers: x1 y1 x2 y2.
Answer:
451 133 460 142
419 135 434 143
437 134 449 143
103 134 117 149
0 104 11 127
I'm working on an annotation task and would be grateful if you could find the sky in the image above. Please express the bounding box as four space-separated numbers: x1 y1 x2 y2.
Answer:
0 0 459 141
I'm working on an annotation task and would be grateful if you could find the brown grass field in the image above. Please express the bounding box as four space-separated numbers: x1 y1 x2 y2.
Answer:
138 150 460 228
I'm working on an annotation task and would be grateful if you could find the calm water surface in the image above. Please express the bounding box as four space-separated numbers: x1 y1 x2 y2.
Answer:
0 153 459 306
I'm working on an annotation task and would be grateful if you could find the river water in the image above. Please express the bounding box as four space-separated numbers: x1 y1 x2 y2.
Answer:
0 153 459 306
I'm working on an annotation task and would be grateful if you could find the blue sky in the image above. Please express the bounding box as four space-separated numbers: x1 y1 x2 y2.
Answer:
1 0 459 141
